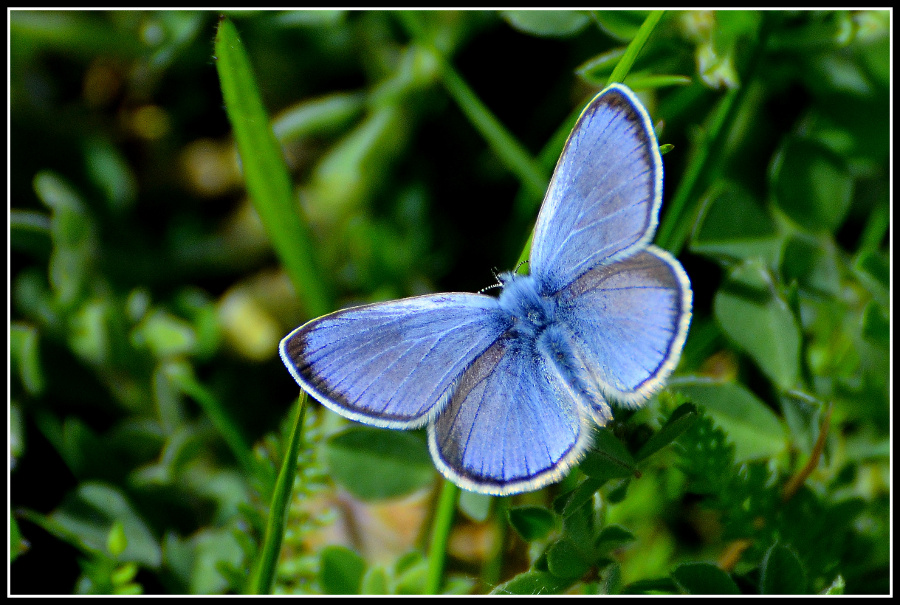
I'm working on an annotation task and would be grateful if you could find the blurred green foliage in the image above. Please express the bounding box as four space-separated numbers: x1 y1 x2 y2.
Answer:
10 9 889 595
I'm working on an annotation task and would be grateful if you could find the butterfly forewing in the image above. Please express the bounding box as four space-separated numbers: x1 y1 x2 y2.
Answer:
280 294 511 429
556 246 692 405
529 84 664 294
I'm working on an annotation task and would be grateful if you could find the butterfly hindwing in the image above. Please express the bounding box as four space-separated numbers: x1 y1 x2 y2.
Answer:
555 246 692 405
280 294 511 429
529 84 664 294
427 332 595 496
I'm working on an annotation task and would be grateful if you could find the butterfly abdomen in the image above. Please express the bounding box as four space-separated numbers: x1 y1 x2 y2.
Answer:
496 272 610 426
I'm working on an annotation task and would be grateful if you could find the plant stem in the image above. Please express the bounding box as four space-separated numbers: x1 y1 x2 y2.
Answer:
424 479 459 594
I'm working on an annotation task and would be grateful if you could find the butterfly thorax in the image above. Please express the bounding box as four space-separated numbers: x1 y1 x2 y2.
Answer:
497 272 558 340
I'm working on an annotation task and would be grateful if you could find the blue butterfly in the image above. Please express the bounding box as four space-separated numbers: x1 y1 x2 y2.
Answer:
281 83 692 496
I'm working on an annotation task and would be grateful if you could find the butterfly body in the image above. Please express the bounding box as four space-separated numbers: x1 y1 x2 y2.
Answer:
498 272 557 337
281 84 692 495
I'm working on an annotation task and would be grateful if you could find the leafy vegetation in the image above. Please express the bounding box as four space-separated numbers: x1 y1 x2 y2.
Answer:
10 10 889 595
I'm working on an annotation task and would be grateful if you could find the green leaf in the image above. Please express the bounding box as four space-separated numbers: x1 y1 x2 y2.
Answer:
67 299 118 366
44 416 108 479
694 11 761 89
110 562 139 590
600 561 623 594
10 10 143 56
622 577 678 594
671 562 740 595
861 300 889 347
174 288 221 360
130 309 198 359
10 403 25 463
189 528 245 594
9 209 52 260
672 380 786 462
508 505 556 542
83 137 137 213
502 10 591 38
265 10 347 28
442 575 477 595
547 538 591 579
394 551 429 594
780 235 841 296
772 137 854 232
635 402 699 462
853 249 889 307
592 10 651 41
34 171 95 308
491 570 576 595
50 482 162 568
579 428 637 481
107 520 128 557
305 104 406 222
714 259 802 389
560 495 595 555
10 322 44 395
10 512 26 562
360 565 389 594
319 545 365 595
594 524 636 556
458 489 492 523
760 542 808 594
323 426 435 501
604 478 631 504
272 92 365 142
779 390 825 456
823 575 845 595
553 475 606 517
690 182 780 263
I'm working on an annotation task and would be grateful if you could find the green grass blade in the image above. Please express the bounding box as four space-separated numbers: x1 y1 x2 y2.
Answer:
164 362 260 478
214 17 330 317
655 87 741 253
437 62 548 199
515 10 667 266
247 395 308 594
607 10 665 86
655 14 773 254
398 12 548 201
623 73 692 90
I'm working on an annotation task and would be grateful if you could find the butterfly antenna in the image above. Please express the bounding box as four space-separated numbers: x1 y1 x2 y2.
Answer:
478 267 505 294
